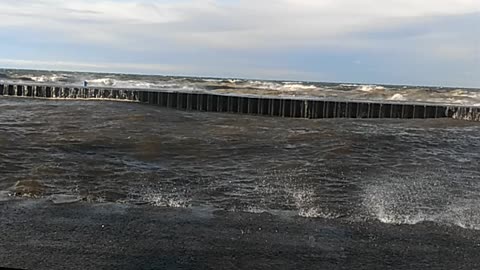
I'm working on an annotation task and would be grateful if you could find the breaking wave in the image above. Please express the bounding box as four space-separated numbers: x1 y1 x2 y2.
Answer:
2 68 480 105
30 74 69 83
357 85 386 92
88 78 117 86
389 93 406 101
363 175 480 230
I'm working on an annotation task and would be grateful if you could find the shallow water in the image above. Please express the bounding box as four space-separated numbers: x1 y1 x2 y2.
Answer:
1 97 480 231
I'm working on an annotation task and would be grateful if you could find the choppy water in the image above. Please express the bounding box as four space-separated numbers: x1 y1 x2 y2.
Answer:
1 96 480 231
2 68 480 106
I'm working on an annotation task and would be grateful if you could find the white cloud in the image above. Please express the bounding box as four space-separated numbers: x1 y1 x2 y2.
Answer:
1 0 479 50
0 58 198 74
1 0 479 86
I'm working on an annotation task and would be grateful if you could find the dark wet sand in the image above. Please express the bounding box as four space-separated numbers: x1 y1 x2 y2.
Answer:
1 199 479 270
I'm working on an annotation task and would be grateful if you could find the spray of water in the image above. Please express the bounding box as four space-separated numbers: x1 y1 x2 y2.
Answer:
362 175 480 230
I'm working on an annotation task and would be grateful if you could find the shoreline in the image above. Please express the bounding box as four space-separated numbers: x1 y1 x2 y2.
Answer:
1 198 480 269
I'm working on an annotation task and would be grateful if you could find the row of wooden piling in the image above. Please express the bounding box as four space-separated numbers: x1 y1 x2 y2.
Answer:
0 84 138 100
1 83 479 120
138 91 452 119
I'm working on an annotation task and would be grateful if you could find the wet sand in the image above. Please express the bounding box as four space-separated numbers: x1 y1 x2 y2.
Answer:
1 199 479 270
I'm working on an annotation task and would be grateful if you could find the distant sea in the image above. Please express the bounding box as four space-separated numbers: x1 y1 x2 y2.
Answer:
2 68 480 106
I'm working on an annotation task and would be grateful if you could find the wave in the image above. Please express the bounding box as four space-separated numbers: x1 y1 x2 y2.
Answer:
388 93 406 101
340 83 359 87
356 85 386 92
281 82 318 91
141 187 190 208
3 69 480 106
362 177 480 230
367 203 480 231
87 78 117 86
5 178 480 231
29 74 69 83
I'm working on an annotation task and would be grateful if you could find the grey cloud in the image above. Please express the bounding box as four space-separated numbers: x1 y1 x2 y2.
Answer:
1 0 480 86
2 0 479 50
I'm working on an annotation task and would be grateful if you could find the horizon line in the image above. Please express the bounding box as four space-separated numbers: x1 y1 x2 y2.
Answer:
2 67 478 91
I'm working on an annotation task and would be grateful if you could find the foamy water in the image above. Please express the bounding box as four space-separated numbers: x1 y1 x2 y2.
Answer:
363 176 480 230
2 68 480 106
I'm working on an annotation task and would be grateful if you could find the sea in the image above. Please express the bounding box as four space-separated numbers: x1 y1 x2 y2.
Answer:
1 69 480 269
2 68 480 105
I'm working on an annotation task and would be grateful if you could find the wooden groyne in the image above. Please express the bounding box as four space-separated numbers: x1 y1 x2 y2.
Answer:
1 83 479 121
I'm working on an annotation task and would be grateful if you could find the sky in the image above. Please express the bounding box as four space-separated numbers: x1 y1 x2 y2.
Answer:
0 0 480 87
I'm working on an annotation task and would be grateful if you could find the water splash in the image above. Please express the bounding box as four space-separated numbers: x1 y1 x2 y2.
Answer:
142 187 190 208
0 190 12 202
363 175 480 230
145 193 189 208
389 93 406 101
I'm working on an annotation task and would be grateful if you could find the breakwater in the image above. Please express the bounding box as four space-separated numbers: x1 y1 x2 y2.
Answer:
1 83 479 121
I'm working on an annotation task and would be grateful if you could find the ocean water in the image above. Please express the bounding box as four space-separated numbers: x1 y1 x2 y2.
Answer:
1 96 480 230
2 68 480 105
2 69 480 268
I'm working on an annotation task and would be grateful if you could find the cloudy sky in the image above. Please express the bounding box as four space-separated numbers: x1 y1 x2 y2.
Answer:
0 0 479 87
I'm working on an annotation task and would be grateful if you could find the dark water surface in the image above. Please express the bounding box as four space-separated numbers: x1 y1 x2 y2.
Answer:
1 97 480 269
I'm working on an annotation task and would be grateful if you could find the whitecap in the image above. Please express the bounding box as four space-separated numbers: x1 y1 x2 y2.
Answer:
357 85 386 92
87 78 117 86
280 83 318 91
389 93 406 101
29 74 68 83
